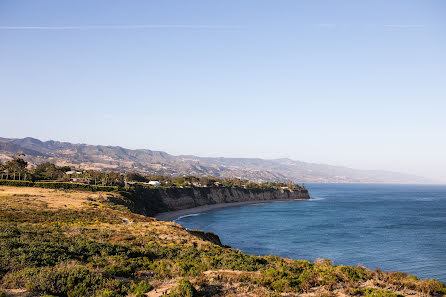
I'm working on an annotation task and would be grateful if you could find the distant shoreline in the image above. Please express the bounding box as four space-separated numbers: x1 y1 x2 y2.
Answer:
155 198 309 221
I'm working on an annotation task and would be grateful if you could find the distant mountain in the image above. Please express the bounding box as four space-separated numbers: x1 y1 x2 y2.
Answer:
0 137 431 184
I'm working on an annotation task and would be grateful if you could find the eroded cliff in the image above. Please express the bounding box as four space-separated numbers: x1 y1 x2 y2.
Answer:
119 187 310 217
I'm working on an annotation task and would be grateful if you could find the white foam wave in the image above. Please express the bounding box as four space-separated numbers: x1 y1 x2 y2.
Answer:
309 197 326 201
174 213 204 222
415 198 436 202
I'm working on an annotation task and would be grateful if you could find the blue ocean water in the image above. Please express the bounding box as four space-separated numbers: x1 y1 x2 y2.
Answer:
176 184 446 282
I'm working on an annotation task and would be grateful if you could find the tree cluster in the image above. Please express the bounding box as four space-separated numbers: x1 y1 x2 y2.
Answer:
0 157 28 180
0 157 303 190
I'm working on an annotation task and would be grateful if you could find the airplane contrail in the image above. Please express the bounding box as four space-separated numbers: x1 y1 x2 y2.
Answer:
0 24 243 30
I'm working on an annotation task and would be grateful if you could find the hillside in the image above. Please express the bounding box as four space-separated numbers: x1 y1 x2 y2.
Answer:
1 185 445 297
0 137 430 184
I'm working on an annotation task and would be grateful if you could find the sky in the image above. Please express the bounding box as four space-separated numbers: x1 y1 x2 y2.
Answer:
1 1 445 182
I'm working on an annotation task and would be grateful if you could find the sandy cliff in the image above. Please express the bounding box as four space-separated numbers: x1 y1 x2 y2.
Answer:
120 187 310 217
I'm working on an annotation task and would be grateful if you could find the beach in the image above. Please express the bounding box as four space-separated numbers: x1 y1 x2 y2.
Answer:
155 198 308 221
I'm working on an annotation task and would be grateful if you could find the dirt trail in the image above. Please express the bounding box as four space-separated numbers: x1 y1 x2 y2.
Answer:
146 284 172 297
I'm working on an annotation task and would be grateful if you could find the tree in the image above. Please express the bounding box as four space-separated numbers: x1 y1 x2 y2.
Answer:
199 176 219 187
4 158 28 180
86 170 105 185
100 171 123 186
34 162 65 180
57 166 72 173
124 172 146 183
0 162 5 180
245 182 261 189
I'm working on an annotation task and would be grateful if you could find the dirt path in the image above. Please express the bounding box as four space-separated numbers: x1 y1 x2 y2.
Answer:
146 284 172 297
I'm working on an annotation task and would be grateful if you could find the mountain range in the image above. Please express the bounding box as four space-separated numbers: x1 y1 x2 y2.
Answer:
0 137 431 184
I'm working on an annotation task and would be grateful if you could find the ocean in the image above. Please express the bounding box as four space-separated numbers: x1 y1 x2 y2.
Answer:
176 184 446 282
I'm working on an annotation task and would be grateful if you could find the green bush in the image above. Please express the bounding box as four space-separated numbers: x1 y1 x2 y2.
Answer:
0 179 34 187
130 280 153 297
167 279 199 297
352 288 404 297
270 279 288 292
96 290 116 297
0 291 5 297
12 266 130 297
339 266 370 282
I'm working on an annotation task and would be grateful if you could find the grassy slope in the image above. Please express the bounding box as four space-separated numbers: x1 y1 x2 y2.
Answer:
0 186 445 297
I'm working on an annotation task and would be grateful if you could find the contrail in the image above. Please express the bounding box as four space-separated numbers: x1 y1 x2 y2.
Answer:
0 24 432 31
0 24 243 30
383 24 425 29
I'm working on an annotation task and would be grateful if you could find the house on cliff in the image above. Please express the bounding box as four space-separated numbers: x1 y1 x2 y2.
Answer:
148 181 161 186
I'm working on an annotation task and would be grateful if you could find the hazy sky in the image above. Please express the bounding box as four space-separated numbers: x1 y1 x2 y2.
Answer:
1 1 445 182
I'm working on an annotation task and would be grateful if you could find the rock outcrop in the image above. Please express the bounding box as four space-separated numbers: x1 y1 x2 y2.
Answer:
187 229 225 247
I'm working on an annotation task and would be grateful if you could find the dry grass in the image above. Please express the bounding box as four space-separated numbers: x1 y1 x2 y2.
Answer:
0 185 118 210
0 185 213 248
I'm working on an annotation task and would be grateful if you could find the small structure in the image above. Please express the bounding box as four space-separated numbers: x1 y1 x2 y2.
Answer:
148 181 161 186
66 171 83 183
66 171 82 175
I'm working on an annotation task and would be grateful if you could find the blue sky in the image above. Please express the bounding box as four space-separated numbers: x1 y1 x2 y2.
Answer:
1 1 445 182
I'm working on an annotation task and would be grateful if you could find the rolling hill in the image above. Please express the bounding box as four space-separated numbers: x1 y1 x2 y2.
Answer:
0 137 431 184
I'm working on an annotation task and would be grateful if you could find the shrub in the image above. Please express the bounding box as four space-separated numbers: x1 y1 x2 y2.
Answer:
167 279 199 297
339 266 370 282
104 264 134 278
130 280 153 297
0 180 34 187
96 290 116 297
7 266 128 297
297 270 319 292
351 288 404 297
270 279 288 292
416 279 446 296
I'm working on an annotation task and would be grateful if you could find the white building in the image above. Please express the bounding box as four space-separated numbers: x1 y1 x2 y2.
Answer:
148 181 161 186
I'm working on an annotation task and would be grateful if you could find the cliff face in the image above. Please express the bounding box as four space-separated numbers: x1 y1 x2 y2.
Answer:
159 187 310 211
121 187 310 217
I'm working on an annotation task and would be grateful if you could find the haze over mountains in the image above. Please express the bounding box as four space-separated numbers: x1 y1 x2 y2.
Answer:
0 137 431 184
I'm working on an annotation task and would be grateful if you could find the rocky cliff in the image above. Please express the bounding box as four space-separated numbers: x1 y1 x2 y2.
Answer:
119 187 310 217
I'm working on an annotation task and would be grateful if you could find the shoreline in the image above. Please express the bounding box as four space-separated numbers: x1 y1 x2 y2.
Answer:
155 198 309 221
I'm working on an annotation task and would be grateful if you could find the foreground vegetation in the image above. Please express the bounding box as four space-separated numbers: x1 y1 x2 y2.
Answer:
0 186 445 297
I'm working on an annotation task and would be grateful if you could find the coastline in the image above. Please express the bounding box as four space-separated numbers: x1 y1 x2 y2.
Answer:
155 198 309 221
